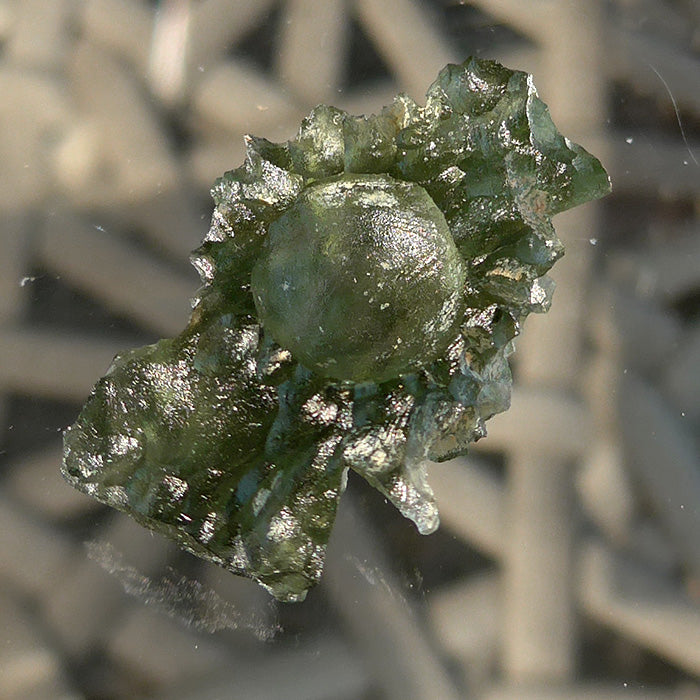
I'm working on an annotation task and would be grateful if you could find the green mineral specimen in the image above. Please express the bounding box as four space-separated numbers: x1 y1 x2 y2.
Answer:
62 57 610 602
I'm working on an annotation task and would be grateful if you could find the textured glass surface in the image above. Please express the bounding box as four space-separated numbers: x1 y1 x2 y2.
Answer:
63 57 610 602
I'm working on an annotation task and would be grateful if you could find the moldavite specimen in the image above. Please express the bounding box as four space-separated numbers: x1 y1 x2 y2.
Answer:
63 58 610 602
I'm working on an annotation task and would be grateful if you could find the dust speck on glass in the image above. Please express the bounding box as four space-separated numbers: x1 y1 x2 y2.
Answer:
62 57 611 602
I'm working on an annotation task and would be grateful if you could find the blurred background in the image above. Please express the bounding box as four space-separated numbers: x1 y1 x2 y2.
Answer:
1 0 699 698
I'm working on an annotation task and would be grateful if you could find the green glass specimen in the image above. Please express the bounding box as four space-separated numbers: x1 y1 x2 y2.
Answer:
62 57 610 602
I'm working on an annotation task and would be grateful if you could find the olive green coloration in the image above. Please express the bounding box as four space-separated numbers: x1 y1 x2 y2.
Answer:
252 174 466 383
63 57 611 602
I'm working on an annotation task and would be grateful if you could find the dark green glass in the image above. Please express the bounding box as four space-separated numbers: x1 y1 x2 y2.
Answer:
63 57 610 601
